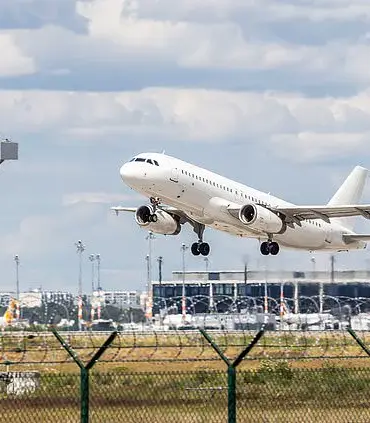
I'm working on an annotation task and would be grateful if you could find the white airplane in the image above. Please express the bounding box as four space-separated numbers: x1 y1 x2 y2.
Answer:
112 153 370 257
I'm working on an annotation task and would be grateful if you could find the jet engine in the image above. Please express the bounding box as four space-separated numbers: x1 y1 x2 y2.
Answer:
135 205 181 235
239 204 286 234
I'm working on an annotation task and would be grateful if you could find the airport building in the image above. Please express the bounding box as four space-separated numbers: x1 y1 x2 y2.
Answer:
151 269 370 315
93 290 142 308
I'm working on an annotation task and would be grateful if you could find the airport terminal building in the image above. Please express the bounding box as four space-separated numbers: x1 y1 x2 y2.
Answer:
151 269 370 315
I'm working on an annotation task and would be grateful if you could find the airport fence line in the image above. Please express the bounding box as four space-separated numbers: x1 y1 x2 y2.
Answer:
5 326 370 365
2 328 370 422
3 363 370 421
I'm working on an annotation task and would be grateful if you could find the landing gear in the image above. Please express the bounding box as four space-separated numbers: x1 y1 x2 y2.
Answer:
190 222 210 256
148 213 158 223
148 197 160 223
191 242 210 256
260 241 280 256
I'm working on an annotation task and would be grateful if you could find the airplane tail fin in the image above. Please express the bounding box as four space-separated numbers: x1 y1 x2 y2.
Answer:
328 166 369 230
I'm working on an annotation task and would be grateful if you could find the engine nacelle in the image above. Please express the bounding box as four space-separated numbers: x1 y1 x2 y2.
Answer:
135 205 181 235
239 204 286 234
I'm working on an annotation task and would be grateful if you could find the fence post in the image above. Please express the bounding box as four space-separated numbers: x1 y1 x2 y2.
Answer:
347 327 370 357
200 326 265 423
52 329 118 423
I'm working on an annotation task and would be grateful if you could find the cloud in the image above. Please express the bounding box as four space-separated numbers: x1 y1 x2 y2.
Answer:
1 0 367 94
63 192 137 206
0 0 87 32
270 132 370 162
1 88 370 162
0 32 36 76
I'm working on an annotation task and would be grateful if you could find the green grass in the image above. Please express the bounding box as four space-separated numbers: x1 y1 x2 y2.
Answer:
1 365 370 422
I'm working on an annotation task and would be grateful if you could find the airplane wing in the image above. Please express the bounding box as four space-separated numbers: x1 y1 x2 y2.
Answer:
275 204 370 225
111 207 137 214
111 205 189 220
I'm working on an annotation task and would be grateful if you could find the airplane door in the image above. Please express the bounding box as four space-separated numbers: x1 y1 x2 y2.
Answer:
170 168 179 183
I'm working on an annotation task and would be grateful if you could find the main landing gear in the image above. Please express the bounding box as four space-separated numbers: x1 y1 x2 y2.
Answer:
260 241 280 256
191 241 210 256
190 222 210 256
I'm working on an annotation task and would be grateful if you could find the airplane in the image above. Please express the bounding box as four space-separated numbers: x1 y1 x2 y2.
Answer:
112 153 370 257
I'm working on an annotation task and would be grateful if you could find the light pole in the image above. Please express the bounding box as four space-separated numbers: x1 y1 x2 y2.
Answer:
89 254 95 293
75 240 85 296
95 254 101 290
14 255 20 300
204 257 209 272
157 256 163 293
75 240 85 330
181 243 188 321
145 232 155 296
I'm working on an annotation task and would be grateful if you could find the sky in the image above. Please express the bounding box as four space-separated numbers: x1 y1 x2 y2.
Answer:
1 0 370 294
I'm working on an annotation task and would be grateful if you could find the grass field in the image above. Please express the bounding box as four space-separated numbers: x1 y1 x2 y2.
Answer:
1 365 370 422
1 329 370 422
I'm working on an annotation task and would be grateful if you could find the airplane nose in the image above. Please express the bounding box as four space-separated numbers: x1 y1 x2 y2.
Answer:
120 163 136 184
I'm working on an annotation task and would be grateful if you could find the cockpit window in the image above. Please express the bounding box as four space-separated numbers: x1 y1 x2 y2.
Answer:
131 157 159 166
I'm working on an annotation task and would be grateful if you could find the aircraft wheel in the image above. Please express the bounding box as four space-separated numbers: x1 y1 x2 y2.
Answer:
260 242 270 255
199 242 210 256
149 214 158 223
269 242 280 256
191 242 201 256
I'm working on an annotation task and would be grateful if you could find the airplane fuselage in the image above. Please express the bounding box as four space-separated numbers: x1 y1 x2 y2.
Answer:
119 153 366 253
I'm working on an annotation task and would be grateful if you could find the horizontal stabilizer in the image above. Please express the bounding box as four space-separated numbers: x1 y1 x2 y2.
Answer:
343 234 370 242
276 204 370 223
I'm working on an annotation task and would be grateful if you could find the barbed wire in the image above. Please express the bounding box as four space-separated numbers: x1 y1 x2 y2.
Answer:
1 294 370 366
1 327 370 366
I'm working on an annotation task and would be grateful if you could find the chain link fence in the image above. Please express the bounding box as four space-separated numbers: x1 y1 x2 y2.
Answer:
1 367 370 422
1 328 370 421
